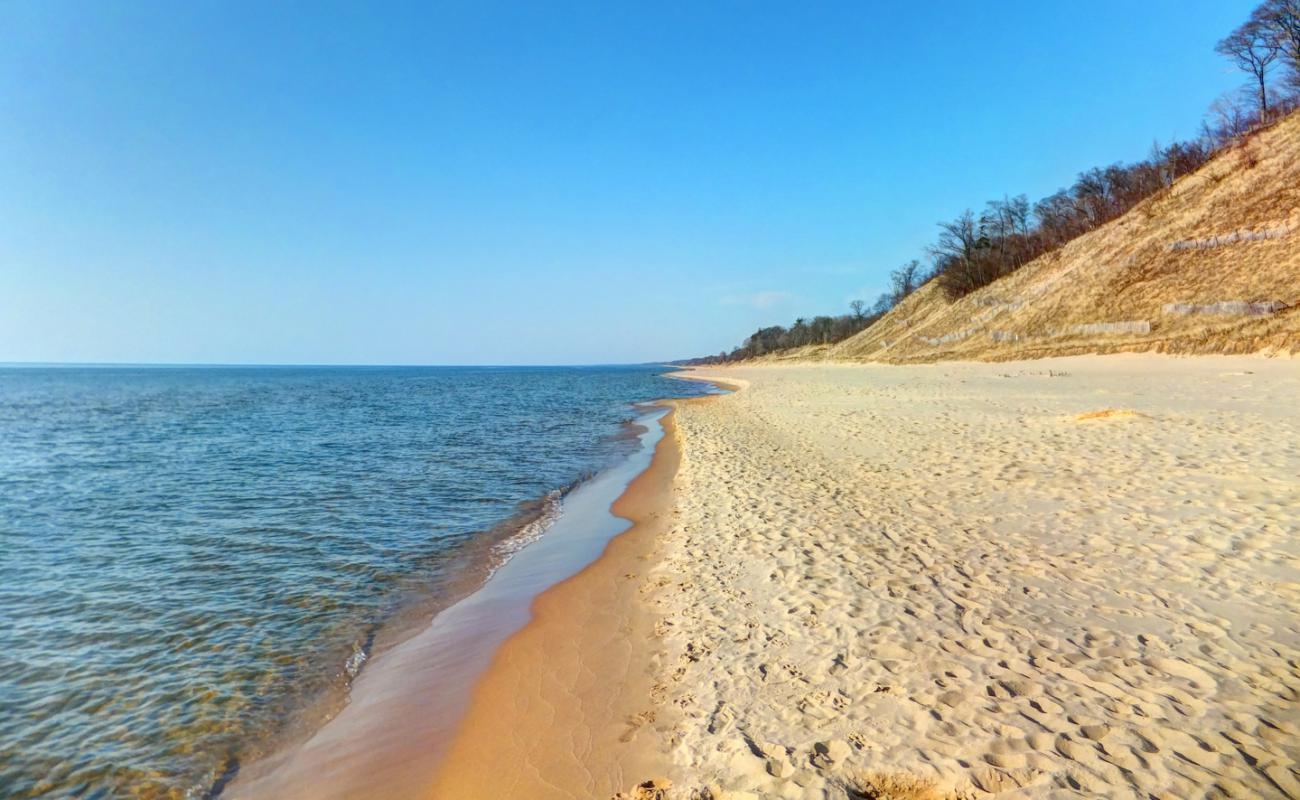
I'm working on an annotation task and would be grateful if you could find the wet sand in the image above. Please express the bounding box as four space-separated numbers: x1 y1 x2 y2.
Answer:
427 404 691 798
225 410 678 800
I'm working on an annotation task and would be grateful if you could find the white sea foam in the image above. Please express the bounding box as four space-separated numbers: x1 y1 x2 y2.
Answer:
489 489 564 572
343 643 368 680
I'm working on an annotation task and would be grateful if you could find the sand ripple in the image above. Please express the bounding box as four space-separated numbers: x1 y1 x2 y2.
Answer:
646 356 1300 799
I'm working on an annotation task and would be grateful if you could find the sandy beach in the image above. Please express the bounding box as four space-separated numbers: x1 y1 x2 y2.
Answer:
222 405 692 800
14 6 1300 798
436 354 1300 799
429 406 687 798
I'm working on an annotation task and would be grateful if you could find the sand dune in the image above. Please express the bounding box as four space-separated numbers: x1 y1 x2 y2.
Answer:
642 356 1300 799
743 112 1300 367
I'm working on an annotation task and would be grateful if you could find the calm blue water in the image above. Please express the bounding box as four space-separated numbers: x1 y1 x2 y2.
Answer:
0 365 708 799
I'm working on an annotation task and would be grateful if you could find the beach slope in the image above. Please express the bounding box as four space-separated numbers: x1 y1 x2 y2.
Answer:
429 407 690 799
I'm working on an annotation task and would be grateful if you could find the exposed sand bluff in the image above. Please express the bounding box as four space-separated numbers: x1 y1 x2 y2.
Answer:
644 355 1300 799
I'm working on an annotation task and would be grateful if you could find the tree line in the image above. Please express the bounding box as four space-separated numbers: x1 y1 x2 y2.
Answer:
684 1 1300 365
930 0 1300 299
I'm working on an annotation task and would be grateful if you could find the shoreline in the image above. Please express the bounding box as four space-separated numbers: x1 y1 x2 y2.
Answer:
235 353 1300 799
213 482 577 796
427 394 719 797
433 354 1300 798
224 405 683 800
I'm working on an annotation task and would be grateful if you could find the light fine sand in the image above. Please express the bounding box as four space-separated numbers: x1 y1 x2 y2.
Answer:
648 356 1300 799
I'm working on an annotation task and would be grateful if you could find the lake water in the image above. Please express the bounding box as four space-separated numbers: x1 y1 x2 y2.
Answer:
0 365 709 799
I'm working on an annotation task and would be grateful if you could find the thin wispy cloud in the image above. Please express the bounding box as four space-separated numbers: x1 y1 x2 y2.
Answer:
720 290 795 310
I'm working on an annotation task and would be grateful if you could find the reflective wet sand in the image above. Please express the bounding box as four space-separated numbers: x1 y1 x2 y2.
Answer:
226 409 672 799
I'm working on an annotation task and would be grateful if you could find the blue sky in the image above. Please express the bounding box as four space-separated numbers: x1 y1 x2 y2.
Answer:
1 1 1257 364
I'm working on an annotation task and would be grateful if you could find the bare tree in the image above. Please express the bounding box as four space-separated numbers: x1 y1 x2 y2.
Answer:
889 260 922 303
809 316 835 344
1033 190 1079 246
849 299 866 321
930 210 985 297
1258 0 1300 78
1208 91 1253 141
789 318 809 346
1217 16 1282 116
1258 0 1300 91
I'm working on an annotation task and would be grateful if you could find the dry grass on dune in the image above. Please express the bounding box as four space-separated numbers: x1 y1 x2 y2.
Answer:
825 111 1300 363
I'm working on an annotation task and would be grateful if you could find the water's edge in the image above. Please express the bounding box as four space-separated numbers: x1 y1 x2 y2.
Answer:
202 473 588 798
221 404 675 799
0 365 713 799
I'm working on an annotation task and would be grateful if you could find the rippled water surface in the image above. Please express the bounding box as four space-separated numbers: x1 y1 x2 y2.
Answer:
0 365 707 798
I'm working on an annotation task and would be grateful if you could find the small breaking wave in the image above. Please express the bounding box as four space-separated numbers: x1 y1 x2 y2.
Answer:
489 489 564 572
344 641 368 680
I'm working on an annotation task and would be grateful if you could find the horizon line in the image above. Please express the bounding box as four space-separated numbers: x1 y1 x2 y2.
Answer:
0 360 683 370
